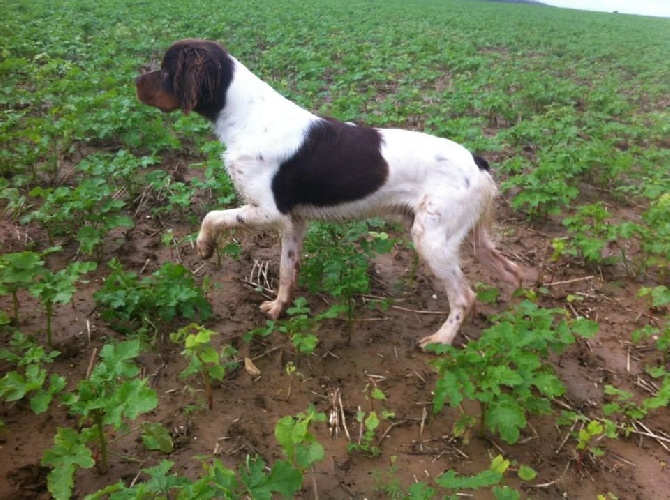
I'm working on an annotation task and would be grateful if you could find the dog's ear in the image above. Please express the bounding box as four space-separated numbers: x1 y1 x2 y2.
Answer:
173 46 220 115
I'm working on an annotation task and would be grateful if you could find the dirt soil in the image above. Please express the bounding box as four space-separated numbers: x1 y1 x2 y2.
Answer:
1 178 669 499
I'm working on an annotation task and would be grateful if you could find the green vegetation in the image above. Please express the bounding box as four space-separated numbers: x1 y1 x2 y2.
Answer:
430 301 598 443
0 332 65 413
94 259 212 337
170 323 238 409
44 340 158 497
1 0 668 497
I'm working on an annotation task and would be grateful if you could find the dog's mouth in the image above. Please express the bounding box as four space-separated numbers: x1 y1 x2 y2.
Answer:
135 71 180 112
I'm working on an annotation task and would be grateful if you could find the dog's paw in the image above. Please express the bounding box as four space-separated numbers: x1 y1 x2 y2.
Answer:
196 237 215 259
260 300 284 320
418 333 453 351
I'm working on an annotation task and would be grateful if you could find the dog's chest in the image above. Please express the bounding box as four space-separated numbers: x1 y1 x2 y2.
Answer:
224 153 276 204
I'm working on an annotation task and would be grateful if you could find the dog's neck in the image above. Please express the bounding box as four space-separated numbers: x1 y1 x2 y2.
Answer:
213 57 317 156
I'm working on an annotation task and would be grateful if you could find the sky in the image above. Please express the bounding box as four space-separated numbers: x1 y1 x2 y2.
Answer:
540 0 670 18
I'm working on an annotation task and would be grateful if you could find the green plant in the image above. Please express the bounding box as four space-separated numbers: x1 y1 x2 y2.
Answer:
556 411 618 470
170 323 238 409
562 203 638 269
245 297 344 355
274 406 326 472
282 297 320 355
0 251 45 323
348 410 382 457
633 285 670 362
44 339 158 499
29 261 96 345
23 176 135 256
639 192 670 274
94 259 212 336
430 301 598 443
502 160 581 221
576 419 606 465
348 385 394 457
435 455 535 499
87 406 326 499
603 382 670 425
140 422 174 453
43 427 96 500
0 332 66 413
301 220 394 329
376 455 534 499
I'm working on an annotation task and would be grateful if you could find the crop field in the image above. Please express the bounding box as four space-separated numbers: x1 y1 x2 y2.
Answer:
1 0 669 498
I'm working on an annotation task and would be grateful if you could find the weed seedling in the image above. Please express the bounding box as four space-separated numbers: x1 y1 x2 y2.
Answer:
94 259 212 337
348 410 382 457
0 251 45 323
348 384 394 457
170 323 237 409
284 361 304 401
140 422 174 453
633 285 670 363
88 406 326 499
29 261 96 345
301 221 394 334
0 332 65 413
54 340 157 482
245 297 344 355
576 419 606 470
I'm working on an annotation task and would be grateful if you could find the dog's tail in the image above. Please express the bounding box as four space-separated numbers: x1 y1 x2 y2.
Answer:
472 154 490 172
473 168 498 249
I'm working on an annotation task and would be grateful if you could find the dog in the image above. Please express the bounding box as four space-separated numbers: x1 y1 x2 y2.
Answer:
135 39 523 348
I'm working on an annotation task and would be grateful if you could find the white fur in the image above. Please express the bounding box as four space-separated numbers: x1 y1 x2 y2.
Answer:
196 56 523 348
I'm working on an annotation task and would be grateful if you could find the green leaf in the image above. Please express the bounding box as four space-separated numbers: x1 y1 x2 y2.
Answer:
436 469 502 490
0 371 28 401
364 411 380 431
30 390 53 414
99 340 141 373
433 370 463 412
493 485 521 500
532 372 565 398
295 441 325 470
486 398 526 444
518 465 537 481
254 460 303 499
571 318 598 338
489 455 510 474
42 428 94 500
105 379 158 427
371 387 386 400
407 482 437 499
141 422 174 453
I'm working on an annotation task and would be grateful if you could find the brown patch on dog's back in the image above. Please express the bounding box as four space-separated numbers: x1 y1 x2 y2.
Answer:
271 119 388 213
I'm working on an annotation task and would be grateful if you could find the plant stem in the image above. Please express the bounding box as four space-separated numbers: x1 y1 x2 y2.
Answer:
95 413 108 474
201 368 213 410
46 301 52 346
12 290 19 323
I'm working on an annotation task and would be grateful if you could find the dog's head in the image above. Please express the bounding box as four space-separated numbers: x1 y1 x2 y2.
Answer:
135 39 234 120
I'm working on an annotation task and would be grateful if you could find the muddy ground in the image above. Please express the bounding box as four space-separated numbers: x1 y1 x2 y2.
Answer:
1 177 669 499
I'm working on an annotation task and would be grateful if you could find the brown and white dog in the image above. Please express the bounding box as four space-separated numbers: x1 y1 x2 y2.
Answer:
136 39 523 348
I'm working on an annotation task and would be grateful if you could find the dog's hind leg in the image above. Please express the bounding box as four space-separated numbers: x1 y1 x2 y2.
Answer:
412 197 476 349
260 219 308 319
472 221 523 288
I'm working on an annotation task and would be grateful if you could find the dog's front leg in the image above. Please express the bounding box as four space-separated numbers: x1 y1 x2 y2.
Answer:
196 205 283 259
260 219 308 319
